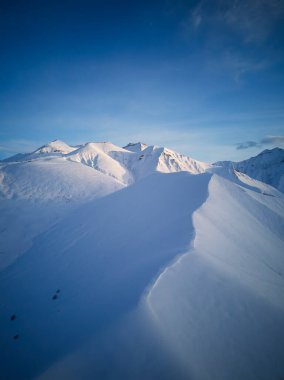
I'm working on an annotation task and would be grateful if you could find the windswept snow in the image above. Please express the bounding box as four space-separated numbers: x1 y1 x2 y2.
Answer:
144 172 284 380
0 140 284 379
0 172 211 379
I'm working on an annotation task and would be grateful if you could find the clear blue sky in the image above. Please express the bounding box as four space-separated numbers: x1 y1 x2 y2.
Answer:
0 0 284 162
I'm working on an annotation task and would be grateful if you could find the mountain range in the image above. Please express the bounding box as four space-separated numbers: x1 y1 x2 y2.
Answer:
0 140 283 380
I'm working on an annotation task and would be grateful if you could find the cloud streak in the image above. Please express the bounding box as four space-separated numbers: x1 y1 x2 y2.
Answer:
236 135 284 150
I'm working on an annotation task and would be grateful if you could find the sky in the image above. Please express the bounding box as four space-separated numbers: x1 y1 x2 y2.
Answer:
0 0 284 162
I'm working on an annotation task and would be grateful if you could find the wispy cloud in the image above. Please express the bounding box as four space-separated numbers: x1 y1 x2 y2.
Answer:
260 135 284 145
221 0 284 44
180 2 203 38
181 0 284 44
222 51 268 83
179 0 280 83
236 141 261 150
191 2 203 30
236 135 284 150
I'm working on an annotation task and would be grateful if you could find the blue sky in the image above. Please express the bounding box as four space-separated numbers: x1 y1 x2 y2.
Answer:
0 0 284 162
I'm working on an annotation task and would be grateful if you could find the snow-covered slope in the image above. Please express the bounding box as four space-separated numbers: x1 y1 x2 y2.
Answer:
0 166 283 380
144 171 284 380
215 147 284 192
0 139 211 270
0 157 123 201
1 139 284 379
0 156 124 269
67 142 133 184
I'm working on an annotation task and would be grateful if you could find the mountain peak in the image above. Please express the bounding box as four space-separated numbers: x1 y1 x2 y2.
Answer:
34 140 76 155
123 142 148 152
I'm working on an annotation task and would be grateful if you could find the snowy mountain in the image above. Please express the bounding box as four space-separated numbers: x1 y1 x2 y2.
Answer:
3 139 77 162
0 140 210 269
66 141 211 184
215 147 284 192
0 140 284 380
123 141 148 152
2 140 211 186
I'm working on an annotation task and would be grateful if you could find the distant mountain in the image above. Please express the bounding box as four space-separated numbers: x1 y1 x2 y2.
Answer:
214 147 284 192
2 140 77 162
0 139 210 268
1 140 211 186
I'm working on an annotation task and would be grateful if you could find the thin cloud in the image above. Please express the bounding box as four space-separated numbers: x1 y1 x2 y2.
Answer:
180 2 203 38
236 135 284 150
260 136 284 145
191 3 203 29
236 141 261 150
221 0 284 44
223 52 268 83
181 0 284 44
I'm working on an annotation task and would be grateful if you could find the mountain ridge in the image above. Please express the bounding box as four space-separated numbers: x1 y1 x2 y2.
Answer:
214 147 284 192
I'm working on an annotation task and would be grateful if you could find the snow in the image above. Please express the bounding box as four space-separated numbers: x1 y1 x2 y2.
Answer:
0 157 124 269
123 142 148 152
33 139 77 155
144 172 284 380
67 142 133 184
0 140 283 379
215 147 284 192
3 140 77 162
0 139 210 269
0 171 211 379
67 142 211 184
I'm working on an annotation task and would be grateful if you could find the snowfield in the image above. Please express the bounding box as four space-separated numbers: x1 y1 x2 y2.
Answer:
0 140 284 379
